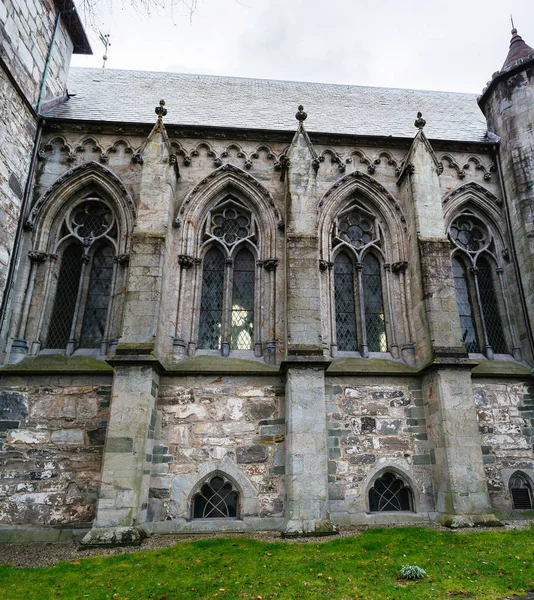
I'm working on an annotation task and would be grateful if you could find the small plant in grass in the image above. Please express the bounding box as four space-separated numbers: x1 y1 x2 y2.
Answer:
399 565 427 580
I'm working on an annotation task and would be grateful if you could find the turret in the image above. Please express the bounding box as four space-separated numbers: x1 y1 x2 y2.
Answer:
478 25 534 362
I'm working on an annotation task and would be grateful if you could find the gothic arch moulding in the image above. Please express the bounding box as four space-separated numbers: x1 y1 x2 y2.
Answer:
176 163 282 259
318 169 407 263
27 161 136 254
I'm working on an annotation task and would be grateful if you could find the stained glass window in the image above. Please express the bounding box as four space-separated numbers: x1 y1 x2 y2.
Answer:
80 244 114 348
478 258 507 354
198 247 225 350
334 252 357 351
231 249 255 350
369 472 413 512
46 243 83 349
452 257 479 353
363 254 387 352
193 475 239 519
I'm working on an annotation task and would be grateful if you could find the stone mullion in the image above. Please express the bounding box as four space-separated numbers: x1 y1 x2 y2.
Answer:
188 258 202 356
66 253 89 356
101 259 119 355
254 260 263 356
173 255 195 357
496 266 521 360
17 253 46 340
327 263 336 356
355 262 368 358
222 258 233 356
469 266 493 359
384 263 399 357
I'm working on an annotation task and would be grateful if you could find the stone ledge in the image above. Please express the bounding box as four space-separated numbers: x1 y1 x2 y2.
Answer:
471 360 532 378
163 355 280 375
327 357 418 375
0 354 113 374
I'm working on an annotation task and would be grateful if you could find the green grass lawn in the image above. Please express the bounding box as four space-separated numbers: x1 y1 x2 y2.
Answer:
1 527 534 599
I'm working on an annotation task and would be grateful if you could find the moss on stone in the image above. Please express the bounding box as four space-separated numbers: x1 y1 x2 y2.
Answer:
164 355 279 374
0 354 113 374
327 357 418 375
471 360 532 378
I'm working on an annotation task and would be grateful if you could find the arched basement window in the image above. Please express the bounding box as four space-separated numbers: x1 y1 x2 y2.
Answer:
193 475 239 519
510 473 533 510
369 472 414 512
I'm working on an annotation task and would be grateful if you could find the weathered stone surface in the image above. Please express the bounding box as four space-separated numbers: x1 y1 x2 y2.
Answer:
0 391 28 421
236 445 268 464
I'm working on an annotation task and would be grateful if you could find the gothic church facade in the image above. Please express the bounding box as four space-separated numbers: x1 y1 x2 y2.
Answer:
1 1 534 544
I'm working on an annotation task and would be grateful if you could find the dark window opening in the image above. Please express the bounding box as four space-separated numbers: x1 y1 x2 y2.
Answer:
334 252 357 351
369 472 414 512
363 254 387 352
198 247 225 349
478 258 507 354
510 473 533 510
193 475 239 519
452 257 479 353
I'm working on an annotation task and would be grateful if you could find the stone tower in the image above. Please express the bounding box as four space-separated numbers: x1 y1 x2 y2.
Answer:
478 27 534 362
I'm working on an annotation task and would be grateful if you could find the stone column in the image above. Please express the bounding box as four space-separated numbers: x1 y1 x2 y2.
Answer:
282 107 333 535
82 104 177 546
402 117 497 526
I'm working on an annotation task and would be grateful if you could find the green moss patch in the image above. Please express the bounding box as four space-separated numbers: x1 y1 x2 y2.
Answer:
0 354 113 374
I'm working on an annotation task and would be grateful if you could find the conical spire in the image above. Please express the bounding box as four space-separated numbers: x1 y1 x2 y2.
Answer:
502 24 534 69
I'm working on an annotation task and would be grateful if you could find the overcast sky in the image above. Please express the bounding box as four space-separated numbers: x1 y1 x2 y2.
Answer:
71 0 534 94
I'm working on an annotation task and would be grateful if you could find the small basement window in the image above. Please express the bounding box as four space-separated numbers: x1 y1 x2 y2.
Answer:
510 473 533 510
193 475 239 519
369 472 414 512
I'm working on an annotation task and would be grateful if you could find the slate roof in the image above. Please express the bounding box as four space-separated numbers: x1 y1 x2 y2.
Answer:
45 67 489 143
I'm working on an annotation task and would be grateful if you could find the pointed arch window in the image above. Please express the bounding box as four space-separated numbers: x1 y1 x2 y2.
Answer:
192 474 239 519
369 472 414 512
198 198 257 355
332 207 388 356
44 200 117 353
449 212 509 358
509 473 533 510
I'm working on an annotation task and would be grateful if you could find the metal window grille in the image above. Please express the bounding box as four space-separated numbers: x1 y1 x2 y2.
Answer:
510 474 533 510
193 475 239 519
80 244 114 348
477 258 507 354
45 243 83 349
452 257 479 353
198 247 225 349
334 252 357 351
231 249 255 350
362 254 387 352
369 472 413 512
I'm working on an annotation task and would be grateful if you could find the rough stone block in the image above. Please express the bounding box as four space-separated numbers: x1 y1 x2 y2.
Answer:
236 445 267 464
349 454 376 464
0 391 28 420
50 429 84 445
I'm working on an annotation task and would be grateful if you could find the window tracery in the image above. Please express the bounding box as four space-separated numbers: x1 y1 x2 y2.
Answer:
369 472 414 512
43 199 118 353
448 211 509 358
192 474 239 519
197 198 258 356
331 205 388 356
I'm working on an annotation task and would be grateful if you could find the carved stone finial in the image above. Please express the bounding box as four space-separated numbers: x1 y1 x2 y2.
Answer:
295 105 307 122
155 99 167 122
414 112 426 129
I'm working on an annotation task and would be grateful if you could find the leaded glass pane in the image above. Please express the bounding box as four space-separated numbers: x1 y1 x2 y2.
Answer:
450 216 488 252
45 243 83 349
452 257 479 353
198 247 225 349
80 245 114 348
363 254 387 352
478 258 507 354
71 202 113 239
369 472 413 512
231 249 254 350
193 476 238 519
334 252 357 351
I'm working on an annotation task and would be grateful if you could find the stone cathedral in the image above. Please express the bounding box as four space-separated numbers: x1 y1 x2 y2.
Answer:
1 1 534 545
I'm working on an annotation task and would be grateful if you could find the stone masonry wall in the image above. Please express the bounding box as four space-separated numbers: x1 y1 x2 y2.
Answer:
149 376 285 525
475 379 534 512
325 376 435 519
0 375 111 526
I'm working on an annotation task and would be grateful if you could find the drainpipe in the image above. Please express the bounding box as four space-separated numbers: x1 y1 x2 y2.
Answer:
494 142 534 359
0 7 76 340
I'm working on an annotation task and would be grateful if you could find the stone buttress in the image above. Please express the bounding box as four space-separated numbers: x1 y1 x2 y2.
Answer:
282 107 334 535
81 102 178 546
400 115 498 526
